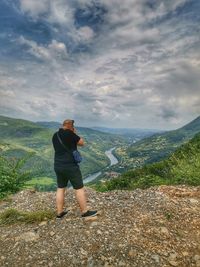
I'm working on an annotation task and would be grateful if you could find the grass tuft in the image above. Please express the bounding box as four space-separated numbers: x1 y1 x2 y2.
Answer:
0 208 55 225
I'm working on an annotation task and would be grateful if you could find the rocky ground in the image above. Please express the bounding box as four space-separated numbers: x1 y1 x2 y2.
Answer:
0 185 200 267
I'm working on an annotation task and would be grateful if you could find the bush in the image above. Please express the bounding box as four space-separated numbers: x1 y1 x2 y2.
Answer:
0 154 33 199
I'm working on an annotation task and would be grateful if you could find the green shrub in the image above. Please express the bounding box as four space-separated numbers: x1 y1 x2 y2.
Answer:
0 154 33 199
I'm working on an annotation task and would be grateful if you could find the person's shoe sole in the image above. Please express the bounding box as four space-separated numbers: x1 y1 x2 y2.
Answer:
56 211 68 219
81 210 99 221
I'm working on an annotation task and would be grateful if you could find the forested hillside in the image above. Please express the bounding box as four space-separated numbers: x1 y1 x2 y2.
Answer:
114 116 200 170
96 131 200 191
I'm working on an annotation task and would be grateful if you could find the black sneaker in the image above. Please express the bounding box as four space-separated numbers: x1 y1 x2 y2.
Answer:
56 211 68 219
81 210 98 218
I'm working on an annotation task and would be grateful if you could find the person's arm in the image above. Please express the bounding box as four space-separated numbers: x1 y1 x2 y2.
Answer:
73 128 84 146
77 138 84 146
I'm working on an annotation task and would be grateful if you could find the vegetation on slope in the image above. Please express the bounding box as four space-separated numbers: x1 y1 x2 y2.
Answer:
0 208 55 225
0 155 32 199
95 132 200 191
115 116 200 170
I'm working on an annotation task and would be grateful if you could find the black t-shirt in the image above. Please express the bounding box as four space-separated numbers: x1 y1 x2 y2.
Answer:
52 128 80 167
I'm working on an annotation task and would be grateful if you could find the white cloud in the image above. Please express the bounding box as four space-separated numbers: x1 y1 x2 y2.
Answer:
0 89 15 98
48 40 68 58
20 0 49 17
76 26 94 42
1 0 200 129
18 36 68 60
19 0 96 45
48 0 74 25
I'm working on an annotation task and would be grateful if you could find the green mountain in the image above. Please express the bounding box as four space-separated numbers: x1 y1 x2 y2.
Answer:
36 121 61 129
92 126 162 138
0 115 126 185
96 131 200 191
115 116 200 169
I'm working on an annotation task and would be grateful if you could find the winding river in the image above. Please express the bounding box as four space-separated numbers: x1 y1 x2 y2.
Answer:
83 147 118 184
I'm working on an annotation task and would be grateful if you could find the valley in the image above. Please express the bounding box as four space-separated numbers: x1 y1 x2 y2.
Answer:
96 129 200 191
112 116 200 172
1 115 200 194
0 115 130 191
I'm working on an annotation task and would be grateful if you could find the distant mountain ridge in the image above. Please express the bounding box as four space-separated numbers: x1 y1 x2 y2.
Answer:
0 115 49 139
179 115 200 131
126 115 200 166
92 127 162 138
36 121 61 130
36 122 162 139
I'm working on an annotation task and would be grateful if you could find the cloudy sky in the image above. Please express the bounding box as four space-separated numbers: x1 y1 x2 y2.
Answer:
0 0 200 129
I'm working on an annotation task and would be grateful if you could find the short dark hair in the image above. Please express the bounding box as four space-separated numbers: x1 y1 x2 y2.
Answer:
63 119 74 126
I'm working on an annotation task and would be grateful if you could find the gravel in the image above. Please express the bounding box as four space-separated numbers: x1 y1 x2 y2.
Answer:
0 185 199 267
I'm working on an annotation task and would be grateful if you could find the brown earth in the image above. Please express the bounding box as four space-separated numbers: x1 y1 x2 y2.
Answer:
0 185 200 267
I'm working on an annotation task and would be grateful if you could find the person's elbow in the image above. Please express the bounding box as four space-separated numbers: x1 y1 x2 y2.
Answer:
77 138 84 146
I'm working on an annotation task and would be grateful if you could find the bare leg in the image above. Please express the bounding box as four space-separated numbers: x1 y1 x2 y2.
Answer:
56 188 66 214
75 187 88 213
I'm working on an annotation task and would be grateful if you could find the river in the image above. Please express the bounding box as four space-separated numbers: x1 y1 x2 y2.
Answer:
84 147 118 184
105 147 119 166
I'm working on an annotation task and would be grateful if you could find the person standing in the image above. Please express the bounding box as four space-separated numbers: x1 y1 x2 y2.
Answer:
52 119 97 219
